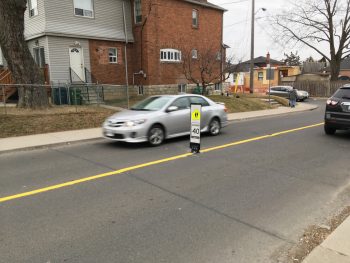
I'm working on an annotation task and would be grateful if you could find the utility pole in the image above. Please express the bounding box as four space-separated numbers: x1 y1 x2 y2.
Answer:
249 0 255 94
122 1 129 109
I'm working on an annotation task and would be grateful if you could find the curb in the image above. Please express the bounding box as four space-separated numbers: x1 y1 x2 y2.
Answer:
0 137 104 155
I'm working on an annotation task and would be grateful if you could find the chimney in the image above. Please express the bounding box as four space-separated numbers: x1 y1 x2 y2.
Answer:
266 52 270 66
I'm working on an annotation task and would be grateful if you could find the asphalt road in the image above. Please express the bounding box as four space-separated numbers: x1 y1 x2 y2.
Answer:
1 99 350 263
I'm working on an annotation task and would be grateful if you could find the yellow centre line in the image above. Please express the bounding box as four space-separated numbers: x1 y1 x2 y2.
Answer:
0 122 324 203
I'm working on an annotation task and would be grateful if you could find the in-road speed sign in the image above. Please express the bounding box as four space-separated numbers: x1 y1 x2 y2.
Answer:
190 104 201 153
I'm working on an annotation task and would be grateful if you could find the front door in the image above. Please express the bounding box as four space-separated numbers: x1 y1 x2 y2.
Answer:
69 47 85 82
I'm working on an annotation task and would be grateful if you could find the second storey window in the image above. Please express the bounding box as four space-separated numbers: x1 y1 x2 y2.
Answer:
109 48 117 63
29 0 38 17
192 9 198 28
74 0 94 18
160 49 181 62
134 0 142 24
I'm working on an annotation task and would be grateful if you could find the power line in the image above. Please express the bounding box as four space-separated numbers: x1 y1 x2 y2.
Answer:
220 0 249 5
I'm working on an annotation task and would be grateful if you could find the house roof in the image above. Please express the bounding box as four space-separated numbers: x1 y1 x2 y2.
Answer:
240 56 284 65
229 56 285 73
340 58 350 70
183 0 227 12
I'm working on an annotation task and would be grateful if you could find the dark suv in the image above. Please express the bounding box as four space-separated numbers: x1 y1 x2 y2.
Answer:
324 85 350 135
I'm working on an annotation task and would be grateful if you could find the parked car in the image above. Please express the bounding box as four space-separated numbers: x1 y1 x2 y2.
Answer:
103 94 228 146
324 85 350 135
266 86 309 101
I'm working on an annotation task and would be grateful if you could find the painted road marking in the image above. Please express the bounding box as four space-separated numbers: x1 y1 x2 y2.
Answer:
0 122 324 203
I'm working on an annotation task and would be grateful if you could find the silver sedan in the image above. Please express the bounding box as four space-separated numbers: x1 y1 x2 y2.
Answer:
103 94 228 146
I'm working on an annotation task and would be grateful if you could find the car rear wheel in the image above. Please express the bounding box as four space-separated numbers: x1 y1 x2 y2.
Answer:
324 125 336 135
148 125 165 146
209 118 221 136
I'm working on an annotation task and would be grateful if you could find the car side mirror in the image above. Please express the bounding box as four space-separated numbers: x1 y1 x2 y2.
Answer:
166 106 179 112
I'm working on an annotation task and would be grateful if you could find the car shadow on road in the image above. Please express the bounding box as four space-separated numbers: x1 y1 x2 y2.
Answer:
100 132 218 150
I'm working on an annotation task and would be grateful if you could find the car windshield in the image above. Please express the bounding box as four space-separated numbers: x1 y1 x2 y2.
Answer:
131 96 172 111
333 88 350 99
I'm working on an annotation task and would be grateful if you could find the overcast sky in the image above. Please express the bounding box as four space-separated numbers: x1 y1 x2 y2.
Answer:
210 0 323 62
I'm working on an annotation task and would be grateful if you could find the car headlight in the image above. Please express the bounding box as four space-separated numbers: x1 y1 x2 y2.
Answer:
124 119 146 127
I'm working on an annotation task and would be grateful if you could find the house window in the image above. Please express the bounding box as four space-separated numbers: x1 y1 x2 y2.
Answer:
29 0 38 17
0 48 3 66
214 83 221 91
33 47 45 68
192 9 198 28
109 48 117 63
134 0 142 24
178 84 187 93
160 49 181 62
138 85 144 95
216 52 222 61
258 72 264 81
191 49 198 59
74 0 94 18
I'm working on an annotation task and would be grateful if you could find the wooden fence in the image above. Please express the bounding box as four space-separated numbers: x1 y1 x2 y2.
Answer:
282 80 350 97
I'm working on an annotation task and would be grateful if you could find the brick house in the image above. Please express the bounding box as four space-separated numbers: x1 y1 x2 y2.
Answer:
0 0 225 96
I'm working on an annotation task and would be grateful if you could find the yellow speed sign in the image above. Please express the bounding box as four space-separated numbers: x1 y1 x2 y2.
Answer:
192 109 201 121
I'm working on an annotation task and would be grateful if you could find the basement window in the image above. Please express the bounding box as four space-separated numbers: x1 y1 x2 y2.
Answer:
74 0 94 18
191 49 198 59
29 0 38 17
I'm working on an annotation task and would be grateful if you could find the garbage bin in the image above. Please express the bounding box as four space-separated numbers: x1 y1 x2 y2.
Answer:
53 87 68 105
69 88 82 105
193 86 203 94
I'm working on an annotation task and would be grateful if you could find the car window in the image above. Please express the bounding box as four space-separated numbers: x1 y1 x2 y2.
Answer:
333 88 350 99
190 96 210 106
271 87 280 91
131 96 172 111
170 97 190 110
280 87 287 92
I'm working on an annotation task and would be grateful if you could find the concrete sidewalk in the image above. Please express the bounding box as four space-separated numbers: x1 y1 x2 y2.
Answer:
0 103 318 154
303 218 350 263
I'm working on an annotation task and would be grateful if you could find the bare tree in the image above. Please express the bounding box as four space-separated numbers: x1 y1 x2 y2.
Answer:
274 0 350 80
182 46 232 95
0 0 48 108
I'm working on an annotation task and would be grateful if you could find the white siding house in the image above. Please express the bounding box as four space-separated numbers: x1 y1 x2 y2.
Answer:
24 0 134 83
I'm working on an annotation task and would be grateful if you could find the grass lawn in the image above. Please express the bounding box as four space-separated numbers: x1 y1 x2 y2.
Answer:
0 106 116 138
209 93 289 113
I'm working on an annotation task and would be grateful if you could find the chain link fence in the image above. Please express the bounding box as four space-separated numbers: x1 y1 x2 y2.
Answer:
0 83 136 114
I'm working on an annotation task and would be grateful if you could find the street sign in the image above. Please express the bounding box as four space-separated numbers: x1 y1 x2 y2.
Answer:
190 104 201 153
266 68 275 80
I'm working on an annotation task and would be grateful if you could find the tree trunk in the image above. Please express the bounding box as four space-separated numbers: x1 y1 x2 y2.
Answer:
329 59 341 81
0 0 49 108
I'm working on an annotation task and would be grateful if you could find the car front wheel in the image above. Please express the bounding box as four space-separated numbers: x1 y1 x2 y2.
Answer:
148 125 165 146
209 118 221 136
324 125 336 135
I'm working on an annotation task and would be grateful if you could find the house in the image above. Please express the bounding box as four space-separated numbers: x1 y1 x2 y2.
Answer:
23 0 134 85
228 53 301 93
20 0 226 95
